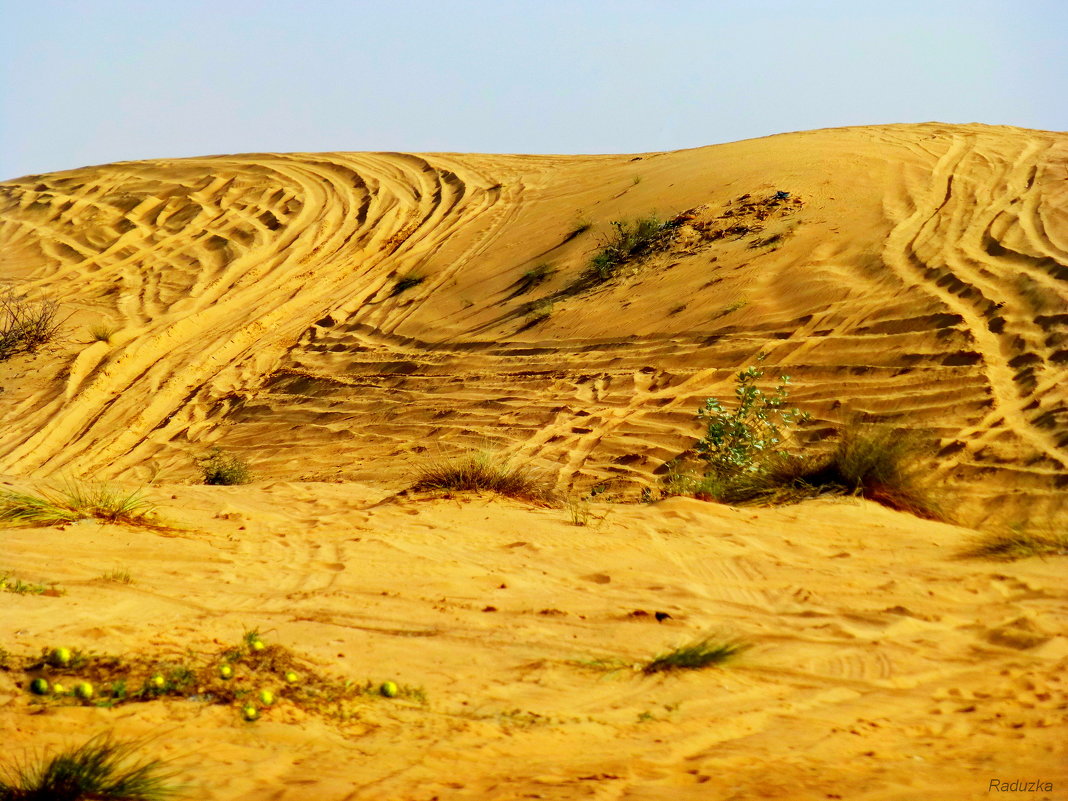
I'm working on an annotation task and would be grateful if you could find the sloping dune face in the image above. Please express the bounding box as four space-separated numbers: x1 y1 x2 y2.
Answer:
1 123 1065 526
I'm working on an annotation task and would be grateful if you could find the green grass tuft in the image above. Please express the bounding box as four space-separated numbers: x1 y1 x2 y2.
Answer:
411 450 557 506
0 483 158 528
0 733 182 801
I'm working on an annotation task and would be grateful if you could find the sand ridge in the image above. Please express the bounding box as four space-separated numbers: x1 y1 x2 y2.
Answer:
1 123 1065 526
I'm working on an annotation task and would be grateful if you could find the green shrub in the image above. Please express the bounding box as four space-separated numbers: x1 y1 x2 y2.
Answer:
0 289 61 361
694 361 809 477
0 733 182 801
669 364 943 519
196 448 252 486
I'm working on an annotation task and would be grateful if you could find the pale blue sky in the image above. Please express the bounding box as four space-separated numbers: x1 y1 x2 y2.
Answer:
1 0 1064 179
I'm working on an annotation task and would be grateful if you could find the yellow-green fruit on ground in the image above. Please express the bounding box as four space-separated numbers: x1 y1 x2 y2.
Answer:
52 683 66 695
284 671 298 683
150 675 165 689
29 678 49 695
75 682 94 700
258 689 275 706
250 640 265 652
380 681 399 698
49 647 72 667
219 664 234 680
242 705 259 721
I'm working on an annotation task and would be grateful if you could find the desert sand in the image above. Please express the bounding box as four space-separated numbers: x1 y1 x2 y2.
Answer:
0 122 1065 799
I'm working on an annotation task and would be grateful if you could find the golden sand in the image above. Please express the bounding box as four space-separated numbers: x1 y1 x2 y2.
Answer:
1 123 1065 798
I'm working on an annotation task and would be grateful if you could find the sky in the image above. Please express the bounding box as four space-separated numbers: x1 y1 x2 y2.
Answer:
1 0 1065 179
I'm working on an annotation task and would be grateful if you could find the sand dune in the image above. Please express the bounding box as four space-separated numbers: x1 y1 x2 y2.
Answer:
1 123 1065 798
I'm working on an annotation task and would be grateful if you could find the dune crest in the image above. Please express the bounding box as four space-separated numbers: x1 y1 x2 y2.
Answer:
2 123 1064 526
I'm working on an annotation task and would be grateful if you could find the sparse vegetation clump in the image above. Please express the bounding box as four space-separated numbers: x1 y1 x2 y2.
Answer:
642 638 747 674
9 631 424 727
411 450 557 505
0 289 61 361
960 526 1068 561
88 323 119 344
588 215 668 282
694 361 809 478
0 483 158 528
196 447 252 486
664 361 944 519
523 298 554 325
575 636 748 676
517 263 555 295
0 733 182 801
100 568 133 585
0 572 63 596
390 272 425 297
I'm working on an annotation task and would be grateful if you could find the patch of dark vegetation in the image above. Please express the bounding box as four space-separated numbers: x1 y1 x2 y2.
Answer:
0 289 62 361
588 216 669 282
0 733 182 801
642 638 748 674
390 273 425 297
959 526 1068 561
509 263 556 298
660 360 946 520
411 450 557 506
196 447 253 486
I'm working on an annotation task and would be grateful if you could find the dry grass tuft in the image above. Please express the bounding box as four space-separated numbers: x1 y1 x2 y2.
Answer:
0 289 62 361
960 526 1068 561
642 638 748 674
411 450 557 506
0 733 182 801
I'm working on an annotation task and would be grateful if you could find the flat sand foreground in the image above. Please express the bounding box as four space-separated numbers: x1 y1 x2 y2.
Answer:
0 122 1065 798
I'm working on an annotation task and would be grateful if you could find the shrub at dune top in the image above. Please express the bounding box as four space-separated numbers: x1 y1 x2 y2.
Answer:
195 448 252 486
0 733 182 801
0 289 62 362
0 483 157 528
411 450 557 505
